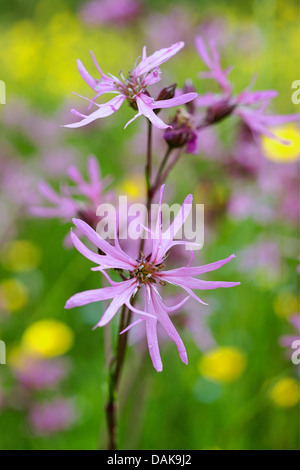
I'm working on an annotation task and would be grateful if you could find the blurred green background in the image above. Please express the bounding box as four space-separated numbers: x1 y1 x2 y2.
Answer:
0 0 299 450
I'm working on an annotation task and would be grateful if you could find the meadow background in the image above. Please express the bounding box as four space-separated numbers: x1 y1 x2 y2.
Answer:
0 0 299 450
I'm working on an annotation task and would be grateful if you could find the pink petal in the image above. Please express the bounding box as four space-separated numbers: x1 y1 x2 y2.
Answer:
65 281 133 309
145 316 163 372
135 42 184 76
38 182 61 204
195 36 213 68
77 59 98 90
67 165 84 185
95 280 138 327
90 50 111 80
154 193 193 263
237 89 278 106
87 156 101 187
124 111 142 129
151 289 188 365
72 218 136 268
136 95 170 129
161 254 237 277
159 273 240 290
120 318 144 335
70 229 103 265
152 92 198 109
63 95 125 128
196 93 220 107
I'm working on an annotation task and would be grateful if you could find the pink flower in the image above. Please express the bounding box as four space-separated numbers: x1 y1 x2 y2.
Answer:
30 156 112 239
13 358 70 391
195 36 233 94
195 36 298 143
29 181 78 221
63 42 198 130
80 0 141 26
65 185 240 371
29 398 78 435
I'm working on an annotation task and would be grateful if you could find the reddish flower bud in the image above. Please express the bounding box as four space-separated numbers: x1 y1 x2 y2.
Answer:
164 109 197 149
205 98 236 124
156 84 177 102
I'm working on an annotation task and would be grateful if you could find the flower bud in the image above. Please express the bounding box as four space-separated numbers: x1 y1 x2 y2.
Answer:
164 109 196 150
205 98 236 124
156 84 177 102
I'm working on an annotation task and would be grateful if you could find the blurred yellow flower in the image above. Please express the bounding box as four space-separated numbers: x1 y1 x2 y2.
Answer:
21 319 74 358
262 124 300 163
199 347 247 383
117 175 145 201
269 378 300 408
273 292 299 318
1 240 41 272
0 7 137 103
0 279 29 311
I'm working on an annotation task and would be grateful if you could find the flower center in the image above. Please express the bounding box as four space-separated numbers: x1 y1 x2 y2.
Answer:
132 254 165 285
113 71 147 102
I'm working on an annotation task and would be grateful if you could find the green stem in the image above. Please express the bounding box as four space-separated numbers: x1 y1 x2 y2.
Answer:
145 119 153 196
105 300 136 450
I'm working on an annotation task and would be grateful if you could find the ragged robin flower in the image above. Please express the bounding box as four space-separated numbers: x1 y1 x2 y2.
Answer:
195 36 298 143
65 185 240 371
63 42 198 130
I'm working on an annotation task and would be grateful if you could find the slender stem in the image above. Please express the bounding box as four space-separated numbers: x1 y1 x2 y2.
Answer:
152 147 172 196
145 119 153 196
151 148 182 201
105 301 134 450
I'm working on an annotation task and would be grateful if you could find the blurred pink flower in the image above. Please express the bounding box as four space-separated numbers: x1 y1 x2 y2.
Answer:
80 0 141 26
145 8 192 49
227 188 275 223
30 156 113 241
239 240 281 278
29 398 78 435
65 185 239 371
13 358 71 391
256 161 300 224
195 36 233 94
63 42 197 130
195 36 298 143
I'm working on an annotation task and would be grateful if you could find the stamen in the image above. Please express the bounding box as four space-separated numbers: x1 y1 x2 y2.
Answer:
133 55 141 69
